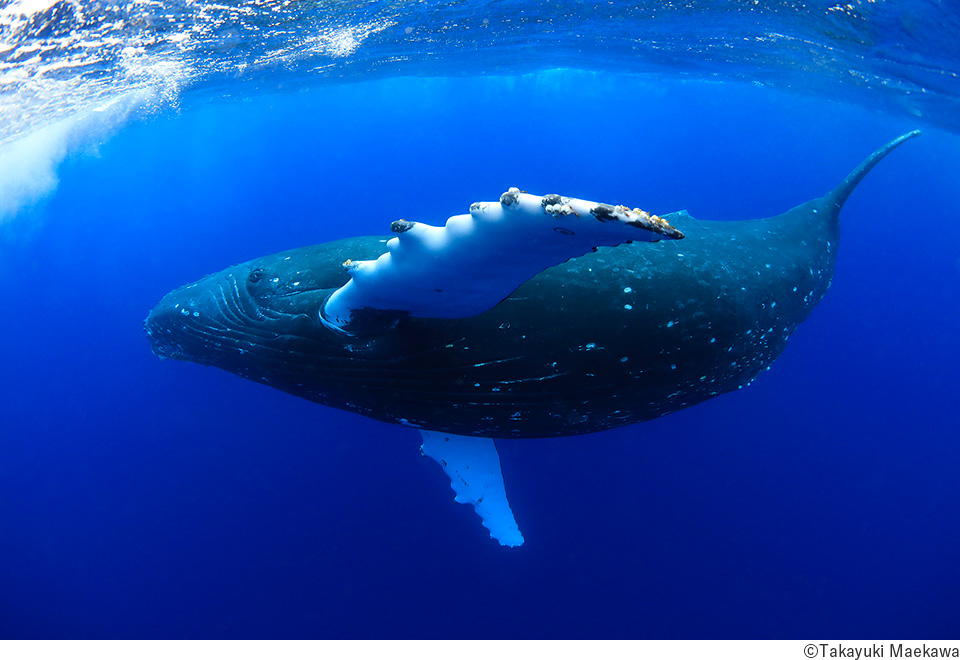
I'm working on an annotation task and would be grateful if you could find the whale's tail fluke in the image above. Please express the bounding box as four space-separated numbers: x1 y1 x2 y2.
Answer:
829 129 921 211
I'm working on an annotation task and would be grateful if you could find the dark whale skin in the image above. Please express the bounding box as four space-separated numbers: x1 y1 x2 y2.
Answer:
145 132 918 438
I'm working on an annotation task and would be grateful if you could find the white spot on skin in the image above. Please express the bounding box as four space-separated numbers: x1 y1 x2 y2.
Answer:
192 312 199 317
623 287 633 294
624 304 633 310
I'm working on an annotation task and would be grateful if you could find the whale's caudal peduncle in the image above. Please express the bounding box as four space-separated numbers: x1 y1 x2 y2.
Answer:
827 129 921 210
145 131 920 546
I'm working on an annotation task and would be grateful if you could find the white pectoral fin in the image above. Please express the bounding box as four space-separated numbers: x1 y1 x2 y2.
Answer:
419 429 524 548
321 189 684 329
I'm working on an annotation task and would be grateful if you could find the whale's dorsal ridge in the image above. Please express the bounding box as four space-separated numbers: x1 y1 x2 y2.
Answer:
663 209 694 222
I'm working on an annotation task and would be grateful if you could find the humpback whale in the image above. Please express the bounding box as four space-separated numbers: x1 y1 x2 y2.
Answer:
145 131 919 547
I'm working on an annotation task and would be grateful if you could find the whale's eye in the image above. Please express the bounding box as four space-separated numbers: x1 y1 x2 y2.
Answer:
248 268 264 284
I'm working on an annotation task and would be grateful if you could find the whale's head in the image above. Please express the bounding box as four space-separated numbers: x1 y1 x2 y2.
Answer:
144 238 388 376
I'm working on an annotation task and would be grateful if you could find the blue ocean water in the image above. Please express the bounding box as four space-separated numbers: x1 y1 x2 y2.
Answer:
2 1 960 641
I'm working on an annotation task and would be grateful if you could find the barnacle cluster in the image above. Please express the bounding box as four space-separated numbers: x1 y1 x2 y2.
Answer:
541 193 577 217
624 205 683 238
544 202 575 217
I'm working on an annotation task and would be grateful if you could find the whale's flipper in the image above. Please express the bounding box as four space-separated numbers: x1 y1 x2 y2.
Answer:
420 430 524 547
321 189 683 331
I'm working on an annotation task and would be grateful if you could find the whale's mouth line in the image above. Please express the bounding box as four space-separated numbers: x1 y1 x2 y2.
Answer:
275 285 328 298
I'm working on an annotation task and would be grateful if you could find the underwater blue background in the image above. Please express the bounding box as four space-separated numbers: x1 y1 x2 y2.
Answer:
1 70 959 638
